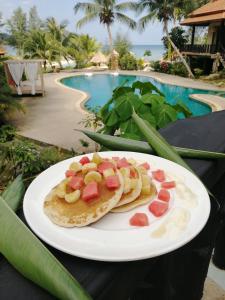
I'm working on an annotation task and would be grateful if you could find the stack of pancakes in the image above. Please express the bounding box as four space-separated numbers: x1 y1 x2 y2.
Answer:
44 157 157 227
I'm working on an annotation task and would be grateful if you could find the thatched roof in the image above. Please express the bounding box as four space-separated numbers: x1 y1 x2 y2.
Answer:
90 52 108 64
0 47 6 56
181 0 225 25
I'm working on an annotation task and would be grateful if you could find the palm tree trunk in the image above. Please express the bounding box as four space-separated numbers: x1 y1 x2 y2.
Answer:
164 21 194 78
106 24 113 52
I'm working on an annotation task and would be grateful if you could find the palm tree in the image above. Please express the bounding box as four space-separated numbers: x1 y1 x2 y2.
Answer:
74 0 137 52
23 30 58 69
138 0 194 78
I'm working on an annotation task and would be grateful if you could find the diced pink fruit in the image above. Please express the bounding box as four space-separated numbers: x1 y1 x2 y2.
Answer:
65 170 76 177
105 175 120 189
161 181 176 189
158 189 170 202
152 170 165 182
68 176 84 190
98 161 115 174
82 181 99 202
117 158 130 169
130 213 149 226
112 157 119 161
79 156 90 165
149 201 168 217
139 162 150 170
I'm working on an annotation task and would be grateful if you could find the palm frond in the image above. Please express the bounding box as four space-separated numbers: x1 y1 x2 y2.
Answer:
76 13 98 29
115 1 139 12
115 13 137 29
74 2 100 14
138 11 157 31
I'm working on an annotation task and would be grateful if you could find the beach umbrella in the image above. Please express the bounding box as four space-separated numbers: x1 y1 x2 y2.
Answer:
90 52 108 65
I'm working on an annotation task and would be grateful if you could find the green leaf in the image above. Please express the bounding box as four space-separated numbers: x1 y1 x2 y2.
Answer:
2 175 25 212
174 100 192 118
132 81 164 96
115 100 132 121
113 86 133 99
106 110 119 127
139 112 156 127
156 105 177 128
137 103 150 114
140 94 165 105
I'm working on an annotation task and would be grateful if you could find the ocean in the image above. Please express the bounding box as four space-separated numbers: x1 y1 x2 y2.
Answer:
131 44 164 60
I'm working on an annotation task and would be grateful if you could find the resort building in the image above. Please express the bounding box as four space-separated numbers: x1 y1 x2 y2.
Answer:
180 0 225 72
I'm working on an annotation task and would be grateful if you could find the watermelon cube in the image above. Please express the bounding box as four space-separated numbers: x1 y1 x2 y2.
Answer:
68 176 84 190
79 156 90 165
65 170 76 178
98 161 115 174
105 175 120 189
158 189 170 202
129 213 149 226
117 158 130 169
149 201 168 217
82 181 99 202
152 170 165 182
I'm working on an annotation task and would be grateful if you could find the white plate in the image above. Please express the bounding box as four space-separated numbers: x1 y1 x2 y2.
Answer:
23 151 210 262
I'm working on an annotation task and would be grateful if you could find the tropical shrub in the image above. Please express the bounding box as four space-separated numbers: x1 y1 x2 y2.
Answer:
0 125 16 142
119 53 138 70
98 80 192 140
151 60 188 77
0 138 71 188
113 32 131 57
0 62 24 124
194 68 204 78
170 62 188 77
162 26 188 60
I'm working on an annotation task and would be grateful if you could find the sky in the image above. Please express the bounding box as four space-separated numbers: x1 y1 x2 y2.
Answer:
0 0 167 45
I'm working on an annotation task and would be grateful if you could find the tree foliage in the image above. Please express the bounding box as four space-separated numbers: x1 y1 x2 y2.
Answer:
6 7 27 56
162 26 188 59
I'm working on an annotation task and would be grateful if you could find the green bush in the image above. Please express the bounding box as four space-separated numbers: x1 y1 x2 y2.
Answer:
119 53 138 70
0 138 71 188
194 68 204 78
98 80 192 140
0 125 16 142
152 60 188 77
170 62 188 77
0 62 24 124
151 60 161 72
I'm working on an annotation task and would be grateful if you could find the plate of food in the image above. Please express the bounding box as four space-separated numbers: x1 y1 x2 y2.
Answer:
23 151 210 261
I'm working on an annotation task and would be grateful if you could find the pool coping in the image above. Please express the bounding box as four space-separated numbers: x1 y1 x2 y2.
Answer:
55 71 225 114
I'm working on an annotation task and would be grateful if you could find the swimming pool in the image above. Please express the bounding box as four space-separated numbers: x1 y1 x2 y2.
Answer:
61 74 218 116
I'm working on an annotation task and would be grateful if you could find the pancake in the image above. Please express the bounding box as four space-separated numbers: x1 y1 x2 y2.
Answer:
44 170 124 227
111 182 157 213
114 167 142 208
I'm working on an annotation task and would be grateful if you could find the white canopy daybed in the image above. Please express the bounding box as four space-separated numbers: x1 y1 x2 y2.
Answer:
4 59 45 96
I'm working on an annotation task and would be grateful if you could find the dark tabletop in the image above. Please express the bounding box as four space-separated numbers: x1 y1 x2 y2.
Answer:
1 111 225 300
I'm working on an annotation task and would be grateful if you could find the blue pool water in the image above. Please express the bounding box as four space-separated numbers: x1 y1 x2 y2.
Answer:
61 74 218 116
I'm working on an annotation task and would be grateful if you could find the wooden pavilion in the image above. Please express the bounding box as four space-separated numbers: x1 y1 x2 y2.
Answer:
180 0 225 71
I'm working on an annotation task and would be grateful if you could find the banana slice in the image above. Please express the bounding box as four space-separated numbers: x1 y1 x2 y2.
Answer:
92 153 103 165
103 168 115 178
65 190 81 203
82 163 97 174
69 162 82 173
84 171 102 184
128 158 137 165
55 180 67 198
120 167 130 178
